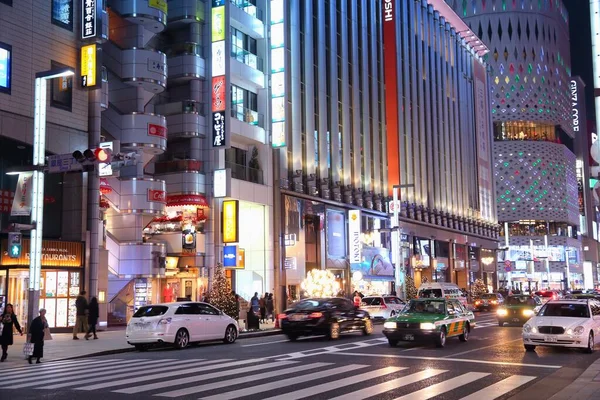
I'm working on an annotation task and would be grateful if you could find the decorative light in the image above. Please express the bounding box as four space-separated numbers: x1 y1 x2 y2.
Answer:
300 269 340 298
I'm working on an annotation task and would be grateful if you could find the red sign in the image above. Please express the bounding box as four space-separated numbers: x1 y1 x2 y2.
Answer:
148 124 167 138
212 76 226 112
147 189 166 203
166 194 209 208
382 0 400 196
504 260 511 267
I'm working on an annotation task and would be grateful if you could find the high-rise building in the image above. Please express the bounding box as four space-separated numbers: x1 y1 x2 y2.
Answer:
448 0 584 291
382 0 498 293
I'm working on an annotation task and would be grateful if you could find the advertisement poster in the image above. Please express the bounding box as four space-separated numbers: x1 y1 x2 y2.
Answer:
212 76 226 112
181 229 196 254
0 46 10 90
326 210 346 259
10 172 33 216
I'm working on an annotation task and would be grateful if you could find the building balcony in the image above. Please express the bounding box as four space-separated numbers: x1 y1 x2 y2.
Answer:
155 158 203 174
103 42 167 93
109 0 167 32
230 0 264 39
167 0 205 25
226 161 263 185
230 105 266 144
103 177 167 215
156 100 206 139
161 171 206 195
103 106 167 155
166 43 206 81
231 46 265 89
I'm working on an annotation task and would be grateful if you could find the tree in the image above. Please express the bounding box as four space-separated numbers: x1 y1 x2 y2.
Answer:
209 263 237 318
471 278 487 299
405 275 418 300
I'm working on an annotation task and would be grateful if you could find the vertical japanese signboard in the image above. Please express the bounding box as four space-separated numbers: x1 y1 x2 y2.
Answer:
81 0 97 40
211 0 229 148
80 43 99 88
270 0 286 147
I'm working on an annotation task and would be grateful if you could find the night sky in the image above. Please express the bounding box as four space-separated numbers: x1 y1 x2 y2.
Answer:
565 0 595 125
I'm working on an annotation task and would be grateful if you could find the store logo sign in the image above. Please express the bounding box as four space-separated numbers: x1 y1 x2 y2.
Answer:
148 123 167 138
571 80 580 132
384 0 394 22
147 189 166 203
80 44 98 88
212 111 226 147
222 200 239 244
81 0 97 39
223 245 238 268
348 210 361 264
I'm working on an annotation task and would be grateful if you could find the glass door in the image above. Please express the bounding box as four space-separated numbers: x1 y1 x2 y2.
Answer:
0 269 6 314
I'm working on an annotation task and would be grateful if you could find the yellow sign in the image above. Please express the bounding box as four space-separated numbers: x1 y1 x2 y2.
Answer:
222 200 239 243
238 248 245 269
212 6 225 42
80 44 97 88
149 0 168 14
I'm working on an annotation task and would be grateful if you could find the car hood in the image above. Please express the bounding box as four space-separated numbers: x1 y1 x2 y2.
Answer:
389 313 446 323
529 316 590 329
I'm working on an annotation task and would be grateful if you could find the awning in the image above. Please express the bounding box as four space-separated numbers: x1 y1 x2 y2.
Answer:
361 275 395 282
166 194 209 208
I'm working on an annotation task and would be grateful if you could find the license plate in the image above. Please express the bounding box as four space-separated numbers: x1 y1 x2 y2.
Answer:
511 318 520 322
544 336 558 343
403 334 414 341
135 323 150 330
289 314 306 321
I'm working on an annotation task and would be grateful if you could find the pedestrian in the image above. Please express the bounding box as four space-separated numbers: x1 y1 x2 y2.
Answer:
250 292 260 315
259 293 267 323
28 308 48 364
0 304 23 362
353 291 361 307
266 293 274 322
73 290 88 340
85 297 99 340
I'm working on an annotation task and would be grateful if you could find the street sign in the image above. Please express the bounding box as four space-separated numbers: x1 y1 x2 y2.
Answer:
504 260 511 267
8 232 22 258
47 154 82 173
504 265 511 272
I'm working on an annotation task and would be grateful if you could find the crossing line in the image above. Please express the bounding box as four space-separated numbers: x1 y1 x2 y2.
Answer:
2 358 123 377
393 372 490 400
459 375 537 400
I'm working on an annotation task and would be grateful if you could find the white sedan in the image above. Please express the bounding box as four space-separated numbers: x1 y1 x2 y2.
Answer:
126 302 239 351
361 296 406 320
522 299 600 353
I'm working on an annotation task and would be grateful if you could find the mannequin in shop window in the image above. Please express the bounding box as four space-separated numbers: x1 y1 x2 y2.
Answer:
163 283 174 303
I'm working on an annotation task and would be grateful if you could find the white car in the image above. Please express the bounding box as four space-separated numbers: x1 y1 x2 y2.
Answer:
522 299 600 353
126 302 239 351
361 296 406 320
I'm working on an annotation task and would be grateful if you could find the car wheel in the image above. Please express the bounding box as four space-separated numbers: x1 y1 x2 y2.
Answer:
134 344 149 352
174 329 190 349
585 332 595 354
223 325 238 344
498 321 504 327
459 324 470 342
435 327 447 348
524 344 536 352
327 322 340 340
388 339 398 347
287 334 298 342
363 319 373 336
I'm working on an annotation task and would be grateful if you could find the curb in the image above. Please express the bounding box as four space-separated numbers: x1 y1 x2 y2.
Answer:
59 329 284 361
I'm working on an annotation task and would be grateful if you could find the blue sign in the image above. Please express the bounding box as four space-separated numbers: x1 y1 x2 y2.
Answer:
223 245 238 268
0 47 10 90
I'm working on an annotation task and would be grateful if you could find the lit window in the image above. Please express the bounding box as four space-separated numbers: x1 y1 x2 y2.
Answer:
52 0 73 31
0 42 11 94
50 61 73 112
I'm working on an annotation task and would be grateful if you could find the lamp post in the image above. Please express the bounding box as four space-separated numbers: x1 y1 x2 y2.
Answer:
26 67 75 330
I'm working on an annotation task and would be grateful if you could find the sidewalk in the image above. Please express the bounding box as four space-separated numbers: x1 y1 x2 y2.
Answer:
548 358 600 400
0 322 281 370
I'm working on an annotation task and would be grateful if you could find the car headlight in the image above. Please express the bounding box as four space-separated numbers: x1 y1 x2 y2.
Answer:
420 323 435 330
383 322 397 329
574 326 585 335
497 308 508 316
522 309 534 317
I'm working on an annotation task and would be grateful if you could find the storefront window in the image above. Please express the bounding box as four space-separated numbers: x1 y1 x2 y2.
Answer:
38 270 80 328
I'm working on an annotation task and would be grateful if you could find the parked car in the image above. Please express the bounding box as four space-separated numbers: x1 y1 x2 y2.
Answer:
473 293 504 312
497 295 542 326
383 298 476 348
280 297 372 341
126 302 239 351
361 295 406 321
523 299 600 353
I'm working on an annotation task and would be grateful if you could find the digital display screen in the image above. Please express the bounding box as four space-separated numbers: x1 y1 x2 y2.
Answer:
52 0 73 29
0 46 9 90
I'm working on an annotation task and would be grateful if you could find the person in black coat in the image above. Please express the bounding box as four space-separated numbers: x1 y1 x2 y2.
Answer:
0 303 23 362
85 297 99 340
29 308 48 364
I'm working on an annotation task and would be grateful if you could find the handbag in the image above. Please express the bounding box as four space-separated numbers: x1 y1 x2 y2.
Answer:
22 342 33 357
43 327 53 341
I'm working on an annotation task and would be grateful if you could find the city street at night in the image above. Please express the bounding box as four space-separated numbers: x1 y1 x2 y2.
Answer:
3 313 599 400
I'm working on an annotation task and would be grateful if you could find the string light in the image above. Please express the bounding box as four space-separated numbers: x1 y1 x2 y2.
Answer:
301 269 340 298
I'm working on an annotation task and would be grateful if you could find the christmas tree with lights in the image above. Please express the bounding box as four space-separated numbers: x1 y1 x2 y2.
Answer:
405 275 418 300
209 263 237 318
471 278 487 299
301 269 340 298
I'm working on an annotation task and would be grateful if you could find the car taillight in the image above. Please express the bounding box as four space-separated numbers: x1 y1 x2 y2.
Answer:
475 300 481 305
277 313 287 320
552 294 558 300
380 304 387 309
309 312 323 319
491 300 498 304
158 317 172 325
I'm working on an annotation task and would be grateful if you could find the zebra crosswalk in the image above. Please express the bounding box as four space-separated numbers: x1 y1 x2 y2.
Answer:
4 355 538 399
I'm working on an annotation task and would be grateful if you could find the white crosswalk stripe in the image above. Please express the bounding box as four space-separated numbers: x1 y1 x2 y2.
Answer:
7 356 539 399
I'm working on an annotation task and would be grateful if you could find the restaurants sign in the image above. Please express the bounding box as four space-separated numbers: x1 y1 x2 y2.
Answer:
81 0 97 40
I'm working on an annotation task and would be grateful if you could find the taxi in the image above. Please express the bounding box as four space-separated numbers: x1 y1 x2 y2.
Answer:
497 295 542 326
383 298 476 348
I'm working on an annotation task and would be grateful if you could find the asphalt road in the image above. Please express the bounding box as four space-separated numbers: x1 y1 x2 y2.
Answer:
3 312 599 400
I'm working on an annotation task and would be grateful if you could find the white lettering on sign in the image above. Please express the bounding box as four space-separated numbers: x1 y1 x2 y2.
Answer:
571 80 580 132
81 0 97 39
384 0 393 22
348 210 362 263
147 189 166 203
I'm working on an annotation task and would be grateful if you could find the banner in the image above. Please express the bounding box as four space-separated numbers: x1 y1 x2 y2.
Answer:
11 172 33 216
348 210 361 264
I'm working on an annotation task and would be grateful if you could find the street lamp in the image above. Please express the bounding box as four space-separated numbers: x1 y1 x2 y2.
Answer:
26 67 75 329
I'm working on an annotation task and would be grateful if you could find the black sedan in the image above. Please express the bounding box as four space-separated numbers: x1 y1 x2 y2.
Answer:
280 297 373 341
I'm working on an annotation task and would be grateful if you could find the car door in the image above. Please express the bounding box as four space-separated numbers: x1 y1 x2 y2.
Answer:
174 303 204 341
589 300 600 341
330 298 356 330
198 303 226 340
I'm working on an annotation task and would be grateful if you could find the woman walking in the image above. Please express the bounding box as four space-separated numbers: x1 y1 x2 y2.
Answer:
259 293 267 323
29 308 48 364
85 297 99 340
0 304 23 362
266 293 274 323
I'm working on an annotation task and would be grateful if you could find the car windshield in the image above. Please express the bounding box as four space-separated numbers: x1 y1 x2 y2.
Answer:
132 306 169 318
538 303 590 318
406 300 446 314
362 298 382 306
506 296 537 306
384 297 404 304
418 289 443 298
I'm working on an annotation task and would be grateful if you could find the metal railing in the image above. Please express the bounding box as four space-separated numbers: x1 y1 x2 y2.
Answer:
230 0 263 21
226 161 264 184
155 100 206 116
231 103 264 127
231 44 263 72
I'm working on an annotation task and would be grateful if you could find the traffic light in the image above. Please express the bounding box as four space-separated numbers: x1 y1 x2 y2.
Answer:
72 149 96 163
8 232 22 258
94 147 112 163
